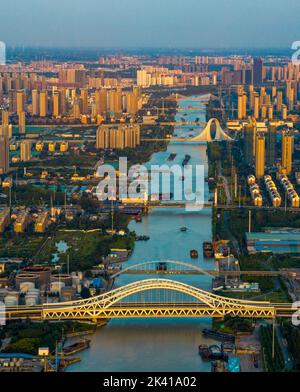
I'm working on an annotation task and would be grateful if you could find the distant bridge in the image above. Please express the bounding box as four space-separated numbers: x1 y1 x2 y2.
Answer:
108 260 296 278
190 118 233 142
142 118 233 143
100 202 300 213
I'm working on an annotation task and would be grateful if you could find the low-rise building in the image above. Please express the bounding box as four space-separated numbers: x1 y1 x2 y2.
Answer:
48 142 56 152
246 231 300 254
2 177 12 188
34 211 48 233
14 209 30 233
60 141 69 152
0 207 10 233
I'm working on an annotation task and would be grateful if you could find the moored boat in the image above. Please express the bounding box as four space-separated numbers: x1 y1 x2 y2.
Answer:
203 242 214 258
167 152 177 161
63 339 91 356
202 328 235 343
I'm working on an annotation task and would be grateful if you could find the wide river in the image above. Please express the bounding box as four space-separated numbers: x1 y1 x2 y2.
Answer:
68 95 217 372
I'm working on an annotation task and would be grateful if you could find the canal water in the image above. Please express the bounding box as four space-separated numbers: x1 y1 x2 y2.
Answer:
68 95 217 372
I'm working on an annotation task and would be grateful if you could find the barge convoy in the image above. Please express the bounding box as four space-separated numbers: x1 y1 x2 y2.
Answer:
63 339 91 356
203 242 214 258
167 152 177 161
202 329 235 343
182 154 191 166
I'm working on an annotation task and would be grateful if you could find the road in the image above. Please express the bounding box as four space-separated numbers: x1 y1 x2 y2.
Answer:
275 323 293 370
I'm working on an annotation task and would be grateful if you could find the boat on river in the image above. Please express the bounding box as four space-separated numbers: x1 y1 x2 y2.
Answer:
182 154 191 166
203 242 214 258
202 329 235 343
167 152 177 161
136 235 150 241
63 339 90 356
156 262 167 271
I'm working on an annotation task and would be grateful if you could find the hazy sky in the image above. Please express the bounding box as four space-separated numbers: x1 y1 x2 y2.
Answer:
1 0 300 48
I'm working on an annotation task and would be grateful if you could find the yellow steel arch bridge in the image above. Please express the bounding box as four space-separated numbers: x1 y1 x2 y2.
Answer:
3 279 294 322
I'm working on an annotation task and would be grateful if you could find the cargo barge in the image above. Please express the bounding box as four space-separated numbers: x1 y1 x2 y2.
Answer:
156 262 167 271
203 242 214 258
198 344 229 362
167 152 177 161
202 329 235 343
136 235 150 241
182 154 191 166
63 339 91 356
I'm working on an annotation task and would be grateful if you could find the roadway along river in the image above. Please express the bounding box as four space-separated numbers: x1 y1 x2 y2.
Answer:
68 94 217 372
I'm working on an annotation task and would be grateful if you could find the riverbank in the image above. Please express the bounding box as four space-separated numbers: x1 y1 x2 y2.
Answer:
0 321 96 356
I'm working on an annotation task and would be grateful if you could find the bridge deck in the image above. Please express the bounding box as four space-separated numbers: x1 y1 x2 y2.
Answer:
118 270 293 277
2 302 294 321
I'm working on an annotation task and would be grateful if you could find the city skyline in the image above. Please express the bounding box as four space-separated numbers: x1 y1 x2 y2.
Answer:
1 0 300 48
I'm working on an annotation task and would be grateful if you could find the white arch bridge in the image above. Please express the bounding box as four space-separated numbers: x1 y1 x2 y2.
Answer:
142 118 233 143
109 260 214 278
3 279 294 321
189 118 233 142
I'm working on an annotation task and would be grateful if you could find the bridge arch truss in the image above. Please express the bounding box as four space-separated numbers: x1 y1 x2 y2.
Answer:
40 279 277 320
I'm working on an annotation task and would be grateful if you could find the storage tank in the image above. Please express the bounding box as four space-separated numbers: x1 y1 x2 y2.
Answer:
21 266 51 287
25 294 39 306
20 282 35 293
61 286 76 301
50 281 65 293
50 274 72 287
4 295 19 306
27 289 40 296
16 273 38 289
